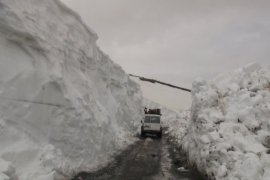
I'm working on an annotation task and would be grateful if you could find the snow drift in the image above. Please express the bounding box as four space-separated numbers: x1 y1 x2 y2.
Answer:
0 0 142 179
183 63 270 180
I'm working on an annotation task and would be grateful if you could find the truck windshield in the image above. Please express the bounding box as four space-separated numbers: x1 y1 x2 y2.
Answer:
145 116 151 123
145 116 160 123
150 116 160 123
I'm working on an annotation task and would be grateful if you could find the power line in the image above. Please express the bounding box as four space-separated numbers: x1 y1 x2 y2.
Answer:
129 74 191 93
0 96 65 107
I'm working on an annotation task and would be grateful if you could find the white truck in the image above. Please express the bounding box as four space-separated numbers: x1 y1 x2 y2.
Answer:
141 109 162 138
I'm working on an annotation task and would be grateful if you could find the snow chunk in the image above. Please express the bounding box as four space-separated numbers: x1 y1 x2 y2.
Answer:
0 159 17 180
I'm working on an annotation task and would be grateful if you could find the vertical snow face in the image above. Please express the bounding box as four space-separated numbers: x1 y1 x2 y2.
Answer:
0 0 142 179
183 63 270 180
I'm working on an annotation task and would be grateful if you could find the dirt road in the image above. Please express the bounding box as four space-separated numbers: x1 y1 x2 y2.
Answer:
72 135 205 180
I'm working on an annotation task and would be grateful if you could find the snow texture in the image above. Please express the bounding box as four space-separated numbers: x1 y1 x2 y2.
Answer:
166 110 190 144
0 0 142 179
183 63 270 180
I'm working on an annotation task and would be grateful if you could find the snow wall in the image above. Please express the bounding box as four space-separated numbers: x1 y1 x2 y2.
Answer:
0 0 143 179
183 63 270 180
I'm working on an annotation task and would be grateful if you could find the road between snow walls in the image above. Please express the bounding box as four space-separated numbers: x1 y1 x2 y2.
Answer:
1 1 270 180
0 0 143 179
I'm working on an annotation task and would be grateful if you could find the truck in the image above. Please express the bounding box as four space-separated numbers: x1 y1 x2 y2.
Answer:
141 108 162 138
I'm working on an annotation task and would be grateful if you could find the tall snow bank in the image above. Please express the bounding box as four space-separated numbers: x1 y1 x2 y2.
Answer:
0 0 142 179
183 63 270 180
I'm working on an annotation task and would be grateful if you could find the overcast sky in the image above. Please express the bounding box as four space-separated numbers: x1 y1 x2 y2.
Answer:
62 0 270 111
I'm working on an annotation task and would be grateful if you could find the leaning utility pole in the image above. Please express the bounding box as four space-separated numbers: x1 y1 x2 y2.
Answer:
129 74 191 93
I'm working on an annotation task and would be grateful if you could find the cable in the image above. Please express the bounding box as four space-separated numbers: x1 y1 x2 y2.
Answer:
129 74 191 93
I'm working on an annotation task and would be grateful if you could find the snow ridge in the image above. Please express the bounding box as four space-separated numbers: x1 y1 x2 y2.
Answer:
0 0 142 179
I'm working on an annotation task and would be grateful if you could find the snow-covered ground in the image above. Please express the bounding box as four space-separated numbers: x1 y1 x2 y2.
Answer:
181 63 270 180
0 0 142 179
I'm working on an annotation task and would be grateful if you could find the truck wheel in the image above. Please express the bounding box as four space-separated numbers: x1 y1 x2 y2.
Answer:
141 128 145 138
157 131 162 138
141 131 145 138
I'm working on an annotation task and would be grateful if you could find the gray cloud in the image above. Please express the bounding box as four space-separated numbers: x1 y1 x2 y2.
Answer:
62 0 270 110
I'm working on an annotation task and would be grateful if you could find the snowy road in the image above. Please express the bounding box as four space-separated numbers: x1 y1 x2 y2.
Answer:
72 135 204 180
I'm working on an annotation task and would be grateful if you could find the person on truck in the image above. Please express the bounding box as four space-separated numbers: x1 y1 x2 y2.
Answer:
144 107 148 114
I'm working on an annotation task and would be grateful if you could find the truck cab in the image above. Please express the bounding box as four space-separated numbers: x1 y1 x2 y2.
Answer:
141 109 162 138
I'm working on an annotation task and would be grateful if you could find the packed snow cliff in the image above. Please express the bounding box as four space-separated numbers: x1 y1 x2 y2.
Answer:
182 63 270 180
0 0 142 179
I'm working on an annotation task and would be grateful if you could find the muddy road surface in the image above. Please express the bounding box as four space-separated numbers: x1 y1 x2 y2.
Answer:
72 135 205 180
